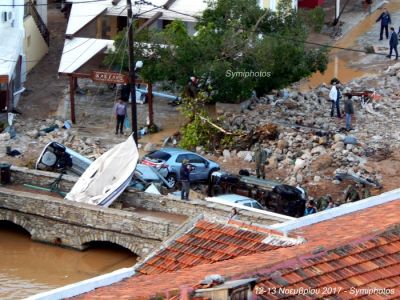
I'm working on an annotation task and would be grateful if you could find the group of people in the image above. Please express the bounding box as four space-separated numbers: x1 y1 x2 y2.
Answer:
304 183 372 216
376 8 399 60
329 80 355 131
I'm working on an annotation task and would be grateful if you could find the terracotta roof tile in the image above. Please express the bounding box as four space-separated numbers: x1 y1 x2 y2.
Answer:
133 220 296 276
73 201 400 299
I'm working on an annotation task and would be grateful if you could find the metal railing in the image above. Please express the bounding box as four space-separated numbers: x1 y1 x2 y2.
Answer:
24 1 50 46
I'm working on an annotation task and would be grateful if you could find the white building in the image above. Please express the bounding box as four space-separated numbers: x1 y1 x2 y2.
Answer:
0 0 49 112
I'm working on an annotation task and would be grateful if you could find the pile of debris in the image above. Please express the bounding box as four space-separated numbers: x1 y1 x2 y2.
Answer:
209 63 400 188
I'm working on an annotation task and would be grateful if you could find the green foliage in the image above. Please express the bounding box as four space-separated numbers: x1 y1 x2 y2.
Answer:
178 93 218 150
105 0 328 103
299 7 325 33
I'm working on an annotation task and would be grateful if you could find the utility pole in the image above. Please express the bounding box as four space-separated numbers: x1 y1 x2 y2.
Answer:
127 0 138 143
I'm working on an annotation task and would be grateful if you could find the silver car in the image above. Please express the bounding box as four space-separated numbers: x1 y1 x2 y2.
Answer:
141 148 220 188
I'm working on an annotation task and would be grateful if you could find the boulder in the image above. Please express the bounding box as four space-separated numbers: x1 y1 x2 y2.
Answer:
222 149 231 159
311 145 327 155
277 139 288 150
294 158 306 172
0 132 10 141
311 154 333 172
334 134 345 142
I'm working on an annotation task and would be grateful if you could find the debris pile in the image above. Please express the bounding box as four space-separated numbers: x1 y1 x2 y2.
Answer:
210 63 400 189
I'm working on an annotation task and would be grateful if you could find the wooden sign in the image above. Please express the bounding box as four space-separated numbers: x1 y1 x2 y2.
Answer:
0 75 9 84
91 71 129 84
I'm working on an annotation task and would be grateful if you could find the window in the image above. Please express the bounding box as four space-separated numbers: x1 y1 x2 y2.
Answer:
147 151 171 161
187 154 204 164
1 11 6 22
176 154 189 163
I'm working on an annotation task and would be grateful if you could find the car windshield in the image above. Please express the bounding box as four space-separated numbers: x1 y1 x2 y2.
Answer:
146 151 171 161
252 202 263 209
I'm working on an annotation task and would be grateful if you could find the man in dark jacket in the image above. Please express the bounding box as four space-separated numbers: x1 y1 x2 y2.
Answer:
344 94 355 131
180 159 194 200
387 27 399 60
376 8 391 40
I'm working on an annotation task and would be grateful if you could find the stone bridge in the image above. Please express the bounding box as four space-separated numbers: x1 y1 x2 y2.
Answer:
0 186 180 257
0 166 291 258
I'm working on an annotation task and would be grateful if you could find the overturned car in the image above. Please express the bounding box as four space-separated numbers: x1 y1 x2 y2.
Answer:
208 170 307 217
36 141 173 191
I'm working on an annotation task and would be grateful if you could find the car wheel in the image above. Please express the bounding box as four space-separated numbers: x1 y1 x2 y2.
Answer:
207 168 219 182
166 173 177 189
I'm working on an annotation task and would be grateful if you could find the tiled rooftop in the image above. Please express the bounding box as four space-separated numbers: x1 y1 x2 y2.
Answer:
136 219 299 275
73 200 400 299
255 227 400 299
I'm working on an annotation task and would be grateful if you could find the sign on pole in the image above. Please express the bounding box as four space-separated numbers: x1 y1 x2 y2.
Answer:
91 71 129 84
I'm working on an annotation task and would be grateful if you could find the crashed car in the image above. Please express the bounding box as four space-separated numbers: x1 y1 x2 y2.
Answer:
141 148 220 188
36 142 173 190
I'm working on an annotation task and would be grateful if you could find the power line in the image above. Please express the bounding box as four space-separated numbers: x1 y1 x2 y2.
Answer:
0 0 146 6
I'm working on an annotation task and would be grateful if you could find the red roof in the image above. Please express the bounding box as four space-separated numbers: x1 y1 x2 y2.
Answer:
137 219 298 275
73 200 400 299
255 227 400 299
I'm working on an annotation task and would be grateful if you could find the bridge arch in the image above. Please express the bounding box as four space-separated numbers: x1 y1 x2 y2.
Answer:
80 233 141 256
0 215 34 237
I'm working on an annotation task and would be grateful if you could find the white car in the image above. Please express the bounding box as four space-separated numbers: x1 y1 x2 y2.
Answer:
206 194 264 210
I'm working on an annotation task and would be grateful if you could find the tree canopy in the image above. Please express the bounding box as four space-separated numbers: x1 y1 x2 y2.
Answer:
105 0 328 103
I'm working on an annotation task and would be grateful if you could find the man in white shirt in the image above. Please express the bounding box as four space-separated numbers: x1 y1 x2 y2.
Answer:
329 81 342 118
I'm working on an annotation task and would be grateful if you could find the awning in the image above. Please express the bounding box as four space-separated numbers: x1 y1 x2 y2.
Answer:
58 38 114 74
107 0 206 22
0 27 24 82
66 1 109 35
66 0 206 24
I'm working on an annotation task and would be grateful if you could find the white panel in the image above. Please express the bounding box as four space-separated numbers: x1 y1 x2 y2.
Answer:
58 38 114 74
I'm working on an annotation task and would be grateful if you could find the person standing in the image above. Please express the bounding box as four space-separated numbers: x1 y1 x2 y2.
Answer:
180 159 194 200
387 27 399 60
329 81 342 118
228 208 240 220
114 98 127 135
344 94 355 131
253 143 267 179
304 200 317 216
376 8 391 41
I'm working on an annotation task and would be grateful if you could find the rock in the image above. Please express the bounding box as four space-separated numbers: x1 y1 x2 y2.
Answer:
311 154 333 172
318 136 328 145
283 98 298 109
296 173 303 183
222 149 231 159
0 132 10 141
237 151 252 159
277 139 288 150
196 146 203 153
243 152 253 162
144 143 156 152
26 129 40 139
294 158 306 172
332 142 345 151
268 155 278 168
311 145 327 155
313 175 321 182
334 134 345 142
343 136 357 145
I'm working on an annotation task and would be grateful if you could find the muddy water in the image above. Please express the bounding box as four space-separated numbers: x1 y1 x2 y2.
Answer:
0 223 137 300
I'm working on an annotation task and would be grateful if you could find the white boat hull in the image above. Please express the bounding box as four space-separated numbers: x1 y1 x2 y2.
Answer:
65 135 139 207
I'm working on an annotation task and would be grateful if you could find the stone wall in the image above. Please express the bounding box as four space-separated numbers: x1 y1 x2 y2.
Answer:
9 167 290 225
0 186 179 257
119 191 289 226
